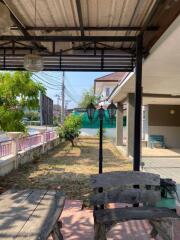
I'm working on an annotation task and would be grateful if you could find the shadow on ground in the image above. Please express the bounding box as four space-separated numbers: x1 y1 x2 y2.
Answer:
0 137 132 201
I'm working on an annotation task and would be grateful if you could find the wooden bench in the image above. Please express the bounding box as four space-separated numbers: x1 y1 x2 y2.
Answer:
90 171 180 240
0 189 65 240
149 135 165 148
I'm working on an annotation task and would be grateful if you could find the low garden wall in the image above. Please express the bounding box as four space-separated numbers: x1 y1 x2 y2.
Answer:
0 131 60 176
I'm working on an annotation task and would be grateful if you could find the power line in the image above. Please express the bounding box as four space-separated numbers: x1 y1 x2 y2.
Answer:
32 76 57 90
33 73 62 87
65 74 80 98
33 74 62 87
65 87 79 104
42 72 61 80
65 84 80 104
32 76 59 91
61 72 65 123
41 72 62 85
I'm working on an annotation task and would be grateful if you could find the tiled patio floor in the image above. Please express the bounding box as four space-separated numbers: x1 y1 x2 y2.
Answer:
142 147 180 157
57 200 180 240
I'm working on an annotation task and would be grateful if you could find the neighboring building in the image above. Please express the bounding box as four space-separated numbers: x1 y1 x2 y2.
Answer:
53 104 61 125
53 104 61 117
94 72 128 106
109 15 180 157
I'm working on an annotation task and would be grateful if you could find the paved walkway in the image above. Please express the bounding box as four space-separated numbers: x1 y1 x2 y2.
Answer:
56 200 180 240
142 147 180 157
59 200 153 240
142 156 180 199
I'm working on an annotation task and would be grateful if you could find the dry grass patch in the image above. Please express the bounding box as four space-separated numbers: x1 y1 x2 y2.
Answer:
0 137 132 201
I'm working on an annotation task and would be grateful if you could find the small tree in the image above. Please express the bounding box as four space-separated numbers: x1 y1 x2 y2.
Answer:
24 111 40 121
59 114 82 146
78 88 99 108
0 71 45 132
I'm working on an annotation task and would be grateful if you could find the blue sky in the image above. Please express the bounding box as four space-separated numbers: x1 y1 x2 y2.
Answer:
33 71 111 109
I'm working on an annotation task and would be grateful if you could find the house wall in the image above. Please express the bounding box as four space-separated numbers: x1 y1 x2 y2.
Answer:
101 85 115 98
142 106 149 140
148 105 180 148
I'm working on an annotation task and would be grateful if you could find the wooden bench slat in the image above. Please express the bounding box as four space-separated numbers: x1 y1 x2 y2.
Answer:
90 188 161 205
90 171 160 188
94 207 180 224
16 190 65 240
0 189 47 240
0 189 33 208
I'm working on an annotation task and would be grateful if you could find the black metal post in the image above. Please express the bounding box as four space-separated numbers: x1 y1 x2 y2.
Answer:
133 34 143 171
99 118 103 174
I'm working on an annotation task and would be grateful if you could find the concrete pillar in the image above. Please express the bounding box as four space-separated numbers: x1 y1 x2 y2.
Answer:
127 93 135 158
12 139 18 156
116 102 123 146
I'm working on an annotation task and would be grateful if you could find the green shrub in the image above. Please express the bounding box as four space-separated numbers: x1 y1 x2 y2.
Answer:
59 114 82 146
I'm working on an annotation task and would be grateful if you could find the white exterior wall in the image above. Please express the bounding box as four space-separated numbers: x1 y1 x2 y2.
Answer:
80 128 116 139
148 126 180 148
101 86 114 98
142 105 149 141
98 85 117 106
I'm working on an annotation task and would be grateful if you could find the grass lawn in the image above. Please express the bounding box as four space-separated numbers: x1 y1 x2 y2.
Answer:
0 137 132 201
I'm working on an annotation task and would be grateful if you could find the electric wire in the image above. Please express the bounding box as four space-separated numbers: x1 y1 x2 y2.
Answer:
41 72 62 85
33 73 62 87
32 76 59 91
65 74 80 98
65 87 79 104
41 72 61 80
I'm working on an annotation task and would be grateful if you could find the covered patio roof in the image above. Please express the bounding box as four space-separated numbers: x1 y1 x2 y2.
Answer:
109 14 180 103
0 0 180 171
0 0 179 71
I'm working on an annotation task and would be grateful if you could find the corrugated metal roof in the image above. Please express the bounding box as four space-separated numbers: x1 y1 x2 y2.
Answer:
2 0 157 51
0 0 179 71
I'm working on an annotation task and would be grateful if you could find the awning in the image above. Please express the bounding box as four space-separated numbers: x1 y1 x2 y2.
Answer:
0 0 179 71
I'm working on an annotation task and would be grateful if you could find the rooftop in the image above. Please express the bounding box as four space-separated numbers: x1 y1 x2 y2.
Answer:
0 0 179 71
94 72 128 82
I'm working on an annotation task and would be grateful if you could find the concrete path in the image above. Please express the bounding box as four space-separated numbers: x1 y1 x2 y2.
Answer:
58 155 180 240
142 147 180 157
142 156 180 199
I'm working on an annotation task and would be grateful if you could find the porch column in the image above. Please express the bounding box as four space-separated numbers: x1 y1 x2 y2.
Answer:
116 102 123 146
133 34 143 171
127 93 135 158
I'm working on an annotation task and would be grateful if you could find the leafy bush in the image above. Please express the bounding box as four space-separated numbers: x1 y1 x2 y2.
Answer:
24 111 40 121
59 114 82 146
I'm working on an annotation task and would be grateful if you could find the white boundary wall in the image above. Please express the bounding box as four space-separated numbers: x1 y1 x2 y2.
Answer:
0 137 60 176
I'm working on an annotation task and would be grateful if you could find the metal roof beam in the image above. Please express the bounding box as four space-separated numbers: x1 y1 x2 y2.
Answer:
0 68 133 72
0 53 134 58
0 35 137 42
1 0 45 51
75 0 84 37
10 26 158 31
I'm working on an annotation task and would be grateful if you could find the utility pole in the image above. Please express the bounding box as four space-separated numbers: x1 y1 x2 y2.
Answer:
61 71 65 123
54 94 61 123
65 100 71 117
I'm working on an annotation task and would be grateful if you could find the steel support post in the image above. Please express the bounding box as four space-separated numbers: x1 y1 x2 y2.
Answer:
133 34 143 171
99 118 103 174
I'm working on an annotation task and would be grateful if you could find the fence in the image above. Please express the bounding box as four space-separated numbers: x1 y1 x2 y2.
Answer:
43 131 56 142
0 131 58 158
0 140 13 158
18 134 42 151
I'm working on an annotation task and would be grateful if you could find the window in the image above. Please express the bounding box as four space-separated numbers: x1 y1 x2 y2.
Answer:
105 88 110 97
